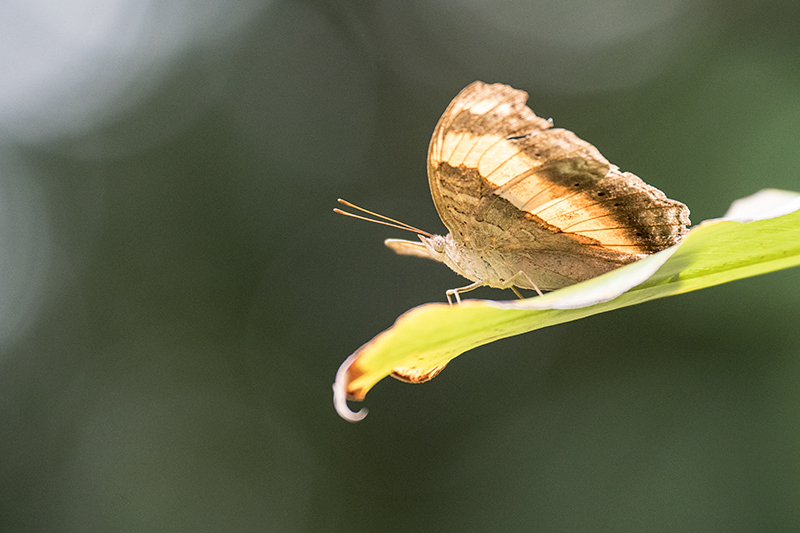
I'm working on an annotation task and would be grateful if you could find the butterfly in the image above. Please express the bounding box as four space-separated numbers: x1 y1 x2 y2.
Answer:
338 81 690 304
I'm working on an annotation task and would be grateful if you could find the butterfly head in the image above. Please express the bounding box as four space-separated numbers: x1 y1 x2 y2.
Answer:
419 234 447 260
419 233 473 281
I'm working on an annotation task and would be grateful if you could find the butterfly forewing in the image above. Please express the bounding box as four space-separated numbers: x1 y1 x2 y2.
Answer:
426 81 689 289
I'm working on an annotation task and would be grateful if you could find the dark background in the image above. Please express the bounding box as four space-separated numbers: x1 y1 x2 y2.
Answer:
1 0 799 531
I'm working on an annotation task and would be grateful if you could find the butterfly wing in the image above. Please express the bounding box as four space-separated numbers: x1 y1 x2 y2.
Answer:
427 81 690 289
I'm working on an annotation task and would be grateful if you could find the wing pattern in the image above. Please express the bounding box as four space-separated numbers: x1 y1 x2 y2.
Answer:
427 82 690 273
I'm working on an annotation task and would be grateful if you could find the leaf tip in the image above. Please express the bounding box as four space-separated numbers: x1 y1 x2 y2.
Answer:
333 352 368 422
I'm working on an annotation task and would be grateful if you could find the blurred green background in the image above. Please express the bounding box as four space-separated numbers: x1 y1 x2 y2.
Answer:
1 0 799 531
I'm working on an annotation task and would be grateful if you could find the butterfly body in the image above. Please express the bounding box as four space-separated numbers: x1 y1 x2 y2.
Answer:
385 81 690 302
412 233 535 290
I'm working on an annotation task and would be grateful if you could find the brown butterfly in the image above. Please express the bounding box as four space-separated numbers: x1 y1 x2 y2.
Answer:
338 81 690 304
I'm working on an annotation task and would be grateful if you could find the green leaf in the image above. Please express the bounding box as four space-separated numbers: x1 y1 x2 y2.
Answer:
334 190 800 421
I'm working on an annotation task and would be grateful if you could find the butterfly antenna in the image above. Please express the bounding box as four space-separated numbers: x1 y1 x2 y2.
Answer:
334 199 432 237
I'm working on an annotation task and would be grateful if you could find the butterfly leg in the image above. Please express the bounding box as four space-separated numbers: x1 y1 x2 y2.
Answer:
446 280 483 305
502 271 543 298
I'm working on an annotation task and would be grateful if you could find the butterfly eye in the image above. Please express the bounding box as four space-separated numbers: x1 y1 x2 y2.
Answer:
430 235 446 253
